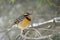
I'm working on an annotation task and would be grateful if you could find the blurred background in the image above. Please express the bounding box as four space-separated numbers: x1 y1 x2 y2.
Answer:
0 0 60 40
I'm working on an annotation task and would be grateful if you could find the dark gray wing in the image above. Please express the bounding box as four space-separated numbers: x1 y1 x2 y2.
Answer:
14 15 25 24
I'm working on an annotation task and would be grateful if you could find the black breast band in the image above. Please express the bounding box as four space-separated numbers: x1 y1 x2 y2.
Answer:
25 17 31 21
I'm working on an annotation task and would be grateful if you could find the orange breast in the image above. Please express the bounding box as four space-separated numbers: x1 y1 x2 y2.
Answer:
18 18 31 29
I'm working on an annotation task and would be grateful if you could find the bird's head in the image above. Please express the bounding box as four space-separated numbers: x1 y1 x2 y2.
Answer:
24 12 31 16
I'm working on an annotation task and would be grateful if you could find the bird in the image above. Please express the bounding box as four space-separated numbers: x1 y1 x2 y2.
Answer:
13 12 31 29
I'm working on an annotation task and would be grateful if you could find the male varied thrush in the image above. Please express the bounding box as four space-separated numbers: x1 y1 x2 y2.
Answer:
13 12 31 29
